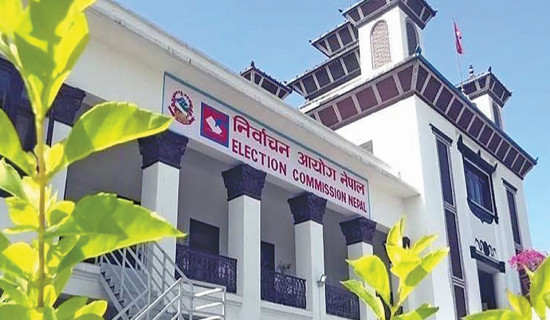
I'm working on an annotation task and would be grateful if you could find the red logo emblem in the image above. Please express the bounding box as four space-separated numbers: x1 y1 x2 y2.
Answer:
168 90 195 125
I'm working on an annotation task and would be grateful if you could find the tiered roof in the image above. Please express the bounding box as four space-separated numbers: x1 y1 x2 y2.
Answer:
310 21 358 58
290 0 436 101
301 54 536 179
460 68 512 107
288 45 361 100
342 0 436 29
240 61 292 100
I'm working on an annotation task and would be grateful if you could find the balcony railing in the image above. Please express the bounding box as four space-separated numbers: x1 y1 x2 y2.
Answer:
261 268 306 309
175 244 237 293
325 284 360 320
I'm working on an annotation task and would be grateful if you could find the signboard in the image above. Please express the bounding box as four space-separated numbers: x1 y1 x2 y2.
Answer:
163 73 370 216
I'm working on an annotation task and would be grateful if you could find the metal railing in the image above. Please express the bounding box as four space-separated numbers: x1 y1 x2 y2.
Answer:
98 242 226 320
261 268 306 309
325 284 360 320
176 245 237 293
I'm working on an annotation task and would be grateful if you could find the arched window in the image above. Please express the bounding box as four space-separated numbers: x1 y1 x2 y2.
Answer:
406 20 419 55
371 21 391 69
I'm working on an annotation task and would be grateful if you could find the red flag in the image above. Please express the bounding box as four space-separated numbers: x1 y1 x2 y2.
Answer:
454 21 464 55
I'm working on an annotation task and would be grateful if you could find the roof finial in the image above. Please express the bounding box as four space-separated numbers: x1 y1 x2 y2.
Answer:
250 60 255 68
488 66 492 73
415 44 422 55
468 64 475 79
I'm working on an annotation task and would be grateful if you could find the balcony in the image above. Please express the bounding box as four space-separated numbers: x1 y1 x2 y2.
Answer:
261 268 306 309
325 284 360 320
175 244 237 293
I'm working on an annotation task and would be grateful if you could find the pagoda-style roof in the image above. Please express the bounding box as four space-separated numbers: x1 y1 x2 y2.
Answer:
240 61 292 100
460 69 512 107
342 0 436 29
302 54 536 179
288 44 361 100
310 21 358 58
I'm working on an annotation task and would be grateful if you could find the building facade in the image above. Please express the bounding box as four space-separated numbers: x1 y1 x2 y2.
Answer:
0 0 536 319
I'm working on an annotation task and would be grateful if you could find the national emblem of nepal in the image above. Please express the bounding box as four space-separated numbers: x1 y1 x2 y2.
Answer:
168 90 195 125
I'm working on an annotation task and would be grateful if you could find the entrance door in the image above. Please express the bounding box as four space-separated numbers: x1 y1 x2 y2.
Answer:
478 269 497 310
189 219 220 254
261 241 275 271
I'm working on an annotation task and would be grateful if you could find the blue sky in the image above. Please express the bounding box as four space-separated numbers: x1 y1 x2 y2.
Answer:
115 0 549 252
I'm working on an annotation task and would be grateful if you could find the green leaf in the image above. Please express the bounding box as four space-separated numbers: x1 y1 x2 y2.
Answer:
13 0 92 117
0 159 26 199
545 292 550 309
388 245 421 280
75 315 103 320
58 102 172 173
44 284 57 307
507 291 532 319
47 200 75 227
348 255 391 305
54 193 183 271
530 257 550 319
2 242 38 275
0 278 31 307
387 217 405 248
393 303 439 320
412 235 438 255
75 300 108 317
0 109 36 175
464 310 524 320
0 0 23 37
0 304 31 319
399 248 449 304
5 197 39 229
342 279 386 320
56 296 88 320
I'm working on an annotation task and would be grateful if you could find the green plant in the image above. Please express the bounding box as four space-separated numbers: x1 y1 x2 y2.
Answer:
0 0 183 318
343 217 449 320
465 256 550 320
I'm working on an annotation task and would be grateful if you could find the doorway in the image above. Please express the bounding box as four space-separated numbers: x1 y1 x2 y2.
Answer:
478 269 497 311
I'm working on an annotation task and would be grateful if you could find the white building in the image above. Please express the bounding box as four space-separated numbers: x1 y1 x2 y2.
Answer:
0 0 537 319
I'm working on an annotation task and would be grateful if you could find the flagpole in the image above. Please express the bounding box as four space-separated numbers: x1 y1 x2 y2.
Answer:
453 19 465 93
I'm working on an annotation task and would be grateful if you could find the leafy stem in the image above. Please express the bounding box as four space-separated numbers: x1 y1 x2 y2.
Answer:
35 115 46 308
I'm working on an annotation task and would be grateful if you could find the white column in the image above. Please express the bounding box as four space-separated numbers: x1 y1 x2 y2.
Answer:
289 193 327 320
222 164 266 320
340 217 378 320
49 121 71 198
141 162 180 260
138 131 188 261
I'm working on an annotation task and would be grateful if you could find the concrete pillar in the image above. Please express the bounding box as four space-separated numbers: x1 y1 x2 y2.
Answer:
48 85 86 199
138 131 188 261
222 164 266 320
340 217 377 320
289 193 327 320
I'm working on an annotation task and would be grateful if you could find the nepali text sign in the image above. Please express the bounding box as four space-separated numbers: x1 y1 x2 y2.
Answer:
163 74 370 216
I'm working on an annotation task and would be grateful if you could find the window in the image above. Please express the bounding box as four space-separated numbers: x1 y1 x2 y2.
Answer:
505 187 521 245
406 21 419 56
371 21 391 69
464 161 493 212
458 136 498 224
433 127 468 317
478 270 497 310
492 103 502 129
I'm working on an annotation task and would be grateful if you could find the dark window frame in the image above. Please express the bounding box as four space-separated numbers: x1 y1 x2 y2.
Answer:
432 125 469 317
458 136 498 224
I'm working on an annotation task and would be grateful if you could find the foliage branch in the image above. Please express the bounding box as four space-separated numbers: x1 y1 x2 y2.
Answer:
343 217 449 320
0 0 183 318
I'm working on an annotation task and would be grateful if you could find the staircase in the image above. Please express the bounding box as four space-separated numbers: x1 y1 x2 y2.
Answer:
98 242 226 320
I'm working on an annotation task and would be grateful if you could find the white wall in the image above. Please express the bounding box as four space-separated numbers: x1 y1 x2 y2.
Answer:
177 149 229 254
65 141 143 202
261 183 297 275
